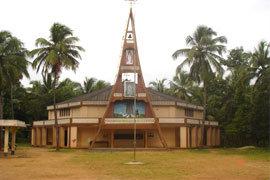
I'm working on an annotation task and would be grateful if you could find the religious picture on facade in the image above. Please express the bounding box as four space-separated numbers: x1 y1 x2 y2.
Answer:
114 101 145 118
125 49 133 65
124 81 135 97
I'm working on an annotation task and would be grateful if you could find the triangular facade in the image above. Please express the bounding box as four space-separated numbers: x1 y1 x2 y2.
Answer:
90 8 167 148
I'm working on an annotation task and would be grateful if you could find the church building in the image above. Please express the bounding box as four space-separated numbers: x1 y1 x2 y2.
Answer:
31 8 220 149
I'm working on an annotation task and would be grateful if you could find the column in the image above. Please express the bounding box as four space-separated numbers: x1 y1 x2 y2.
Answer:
217 128 220 146
0 126 2 150
180 126 187 148
207 127 212 146
212 127 216 146
195 126 198 147
42 127 47 146
36 127 41 146
4 127 9 157
31 128 35 146
59 127 65 147
70 126 77 148
68 126 71 148
110 130 114 148
11 127 16 155
144 131 148 148
52 126 57 147
210 127 213 146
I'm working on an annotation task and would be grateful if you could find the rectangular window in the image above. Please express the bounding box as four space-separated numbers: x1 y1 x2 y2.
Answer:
114 133 143 140
185 108 194 117
59 108 70 117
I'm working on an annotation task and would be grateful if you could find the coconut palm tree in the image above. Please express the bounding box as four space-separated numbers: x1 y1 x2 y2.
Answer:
30 23 84 151
82 77 97 93
172 25 227 146
170 70 193 100
149 78 167 93
251 41 270 85
0 30 29 149
92 80 110 92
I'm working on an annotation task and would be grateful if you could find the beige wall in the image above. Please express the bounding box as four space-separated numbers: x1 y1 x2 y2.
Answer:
154 106 176 117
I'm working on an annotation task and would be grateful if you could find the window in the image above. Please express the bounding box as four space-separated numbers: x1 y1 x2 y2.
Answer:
114 133 143 140
59 108 70 117
185 108 194 117
114 100 145 118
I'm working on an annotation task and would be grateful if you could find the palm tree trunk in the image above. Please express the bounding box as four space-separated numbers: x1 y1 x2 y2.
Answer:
53 75 59 151
0 91 3 150
200 80 207 147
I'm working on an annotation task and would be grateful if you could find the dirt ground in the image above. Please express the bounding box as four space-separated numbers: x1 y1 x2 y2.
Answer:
0 147 269 180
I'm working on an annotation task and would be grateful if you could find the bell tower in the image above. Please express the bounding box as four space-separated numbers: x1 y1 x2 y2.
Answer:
90 8 167 148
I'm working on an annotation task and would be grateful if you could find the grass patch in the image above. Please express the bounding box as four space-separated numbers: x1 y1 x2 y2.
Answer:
217 148 270 161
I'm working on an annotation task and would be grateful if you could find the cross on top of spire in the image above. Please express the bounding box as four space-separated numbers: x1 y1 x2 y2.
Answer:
125 0 137 7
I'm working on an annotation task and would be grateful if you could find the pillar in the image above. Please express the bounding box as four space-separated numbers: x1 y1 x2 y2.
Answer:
36 127 41 146
0 126 2 150
216 128 220 146
68 126 71 148
212 127 216 146
52 126 57 147
59 127 65 147
110 130 114 148
197 127 202 146
11 127 16 155
191 127 197 148
144 131 148 148
207 127 212 146
70 126 77 148
31 128 35 146
42 127 47 146
210 127 213 146
4 127 9 157
180 126 187 148
195 126 198 147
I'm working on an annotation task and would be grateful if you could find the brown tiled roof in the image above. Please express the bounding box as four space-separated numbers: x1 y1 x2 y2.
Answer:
57 86 198 106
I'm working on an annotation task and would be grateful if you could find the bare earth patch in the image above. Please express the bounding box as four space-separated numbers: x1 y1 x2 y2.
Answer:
0 147 269 180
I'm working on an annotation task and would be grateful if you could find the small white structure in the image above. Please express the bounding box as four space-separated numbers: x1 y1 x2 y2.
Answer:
0 120 26 157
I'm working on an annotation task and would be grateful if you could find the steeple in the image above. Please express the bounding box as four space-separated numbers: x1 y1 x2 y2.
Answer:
90 7 168 148
103 8 155 118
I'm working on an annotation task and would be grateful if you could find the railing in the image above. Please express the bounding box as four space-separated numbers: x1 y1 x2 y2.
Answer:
159 118 185 124
104 118 155 124
32 117 219 126
72 118 99 124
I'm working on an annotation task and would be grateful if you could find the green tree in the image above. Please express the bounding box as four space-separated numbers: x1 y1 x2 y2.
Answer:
92 80 110 92
81 77 97 93
149 78 167 93
249 41 270 146
172 25 227 146
0 31 29 118
30 23 84 150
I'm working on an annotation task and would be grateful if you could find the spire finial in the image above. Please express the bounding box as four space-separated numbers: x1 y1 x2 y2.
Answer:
125 0 137 8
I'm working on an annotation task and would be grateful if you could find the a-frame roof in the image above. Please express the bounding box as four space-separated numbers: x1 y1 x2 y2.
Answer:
54 86 203 110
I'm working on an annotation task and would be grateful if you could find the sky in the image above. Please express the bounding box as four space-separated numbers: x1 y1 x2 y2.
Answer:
1 0 269 87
